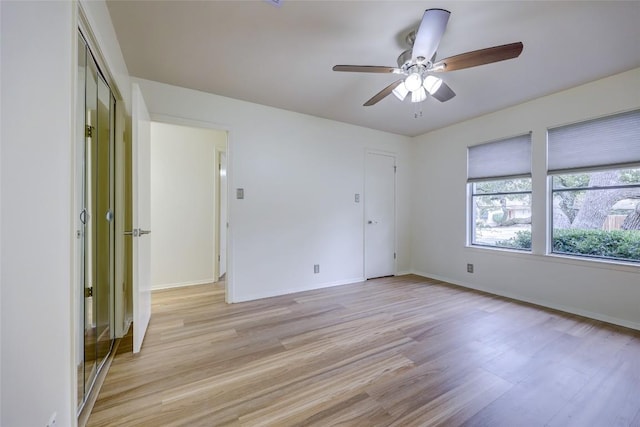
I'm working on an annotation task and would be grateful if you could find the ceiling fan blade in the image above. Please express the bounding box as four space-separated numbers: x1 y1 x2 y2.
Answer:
430 80 456 102
432 42 523 72
333 65 402 74
412 9 451 62
364 79 404 106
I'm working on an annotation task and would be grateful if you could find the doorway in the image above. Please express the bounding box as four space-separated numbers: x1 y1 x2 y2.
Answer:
148 122 228 291
77 31 115 410
364 151 396 279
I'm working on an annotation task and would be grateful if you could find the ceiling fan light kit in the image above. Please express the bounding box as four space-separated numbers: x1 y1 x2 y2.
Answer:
404 72 423 92
332 8 524 112
392 83 409 101
423 75 443 95
411 87 428 103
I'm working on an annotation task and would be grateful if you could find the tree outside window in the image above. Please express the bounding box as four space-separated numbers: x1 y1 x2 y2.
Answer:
551 168 640 262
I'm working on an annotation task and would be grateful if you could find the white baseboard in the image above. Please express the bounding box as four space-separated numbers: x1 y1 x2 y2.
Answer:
151 278 215 291
410 270 640 331
232 277 366 303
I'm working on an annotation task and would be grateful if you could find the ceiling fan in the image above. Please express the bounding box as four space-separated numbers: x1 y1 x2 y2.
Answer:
333 8 523 107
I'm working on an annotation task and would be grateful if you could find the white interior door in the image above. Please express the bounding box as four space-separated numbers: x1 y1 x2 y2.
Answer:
131 84 152 353
218 151 227 279
364 152 396 279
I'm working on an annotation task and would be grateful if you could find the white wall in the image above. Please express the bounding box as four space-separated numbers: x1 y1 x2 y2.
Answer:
1 2 75 426
135 78 413 302
150 122 226 289
411 68 640 330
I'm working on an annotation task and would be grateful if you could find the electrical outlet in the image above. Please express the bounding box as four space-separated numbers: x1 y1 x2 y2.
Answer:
354 193 360 203
46 412 57 427
314 264 320 274
236 188 244 199
467 263 474 273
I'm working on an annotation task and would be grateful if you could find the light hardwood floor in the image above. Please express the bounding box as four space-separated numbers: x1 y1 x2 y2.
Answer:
88 275 640 426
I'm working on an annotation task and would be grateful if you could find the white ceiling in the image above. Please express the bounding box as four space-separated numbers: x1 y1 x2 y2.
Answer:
106 1 640 137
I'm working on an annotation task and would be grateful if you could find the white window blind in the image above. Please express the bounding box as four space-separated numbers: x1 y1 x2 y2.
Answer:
548 109 640 173
467 133 531 181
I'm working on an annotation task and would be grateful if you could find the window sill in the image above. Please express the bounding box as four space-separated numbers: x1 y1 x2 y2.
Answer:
543 252 640 273
466 244 532 256
465 245 640 274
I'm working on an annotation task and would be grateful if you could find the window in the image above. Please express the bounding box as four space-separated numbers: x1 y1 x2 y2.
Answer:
468 133 532 250
471 178 532 248
548 110 640 263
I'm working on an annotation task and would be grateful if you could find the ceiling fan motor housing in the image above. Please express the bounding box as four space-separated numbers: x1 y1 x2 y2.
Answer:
397 49 413 69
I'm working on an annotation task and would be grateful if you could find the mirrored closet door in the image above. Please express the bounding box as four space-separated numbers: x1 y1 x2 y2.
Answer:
77 31 115 411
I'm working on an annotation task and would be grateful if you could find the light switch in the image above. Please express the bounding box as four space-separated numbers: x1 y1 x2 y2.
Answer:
236 188 244 199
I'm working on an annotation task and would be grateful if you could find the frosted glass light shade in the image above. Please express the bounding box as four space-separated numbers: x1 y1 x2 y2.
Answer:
392 83 409 101
404 73 423 91
411 87 427 103
423 75 443 94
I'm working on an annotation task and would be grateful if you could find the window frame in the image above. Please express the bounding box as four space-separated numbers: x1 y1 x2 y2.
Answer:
546 109 640 265
548 167 640 263
467 132 533 251
469 177 533 250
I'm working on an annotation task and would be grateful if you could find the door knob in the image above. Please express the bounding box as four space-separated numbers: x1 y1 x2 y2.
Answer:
124 228 151 237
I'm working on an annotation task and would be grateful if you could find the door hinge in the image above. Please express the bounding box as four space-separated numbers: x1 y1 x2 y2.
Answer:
85 125 94 138
394 166 397 173
394 252 396 259
84 287 93 298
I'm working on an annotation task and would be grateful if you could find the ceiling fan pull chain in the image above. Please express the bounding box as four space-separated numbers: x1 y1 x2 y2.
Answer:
414 103 423 119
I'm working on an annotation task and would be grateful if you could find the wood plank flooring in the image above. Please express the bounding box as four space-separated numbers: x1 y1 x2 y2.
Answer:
87 275 640 426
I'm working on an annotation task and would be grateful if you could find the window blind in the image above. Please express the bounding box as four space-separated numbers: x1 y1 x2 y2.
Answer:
467 133 531 181
548 109 640 173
